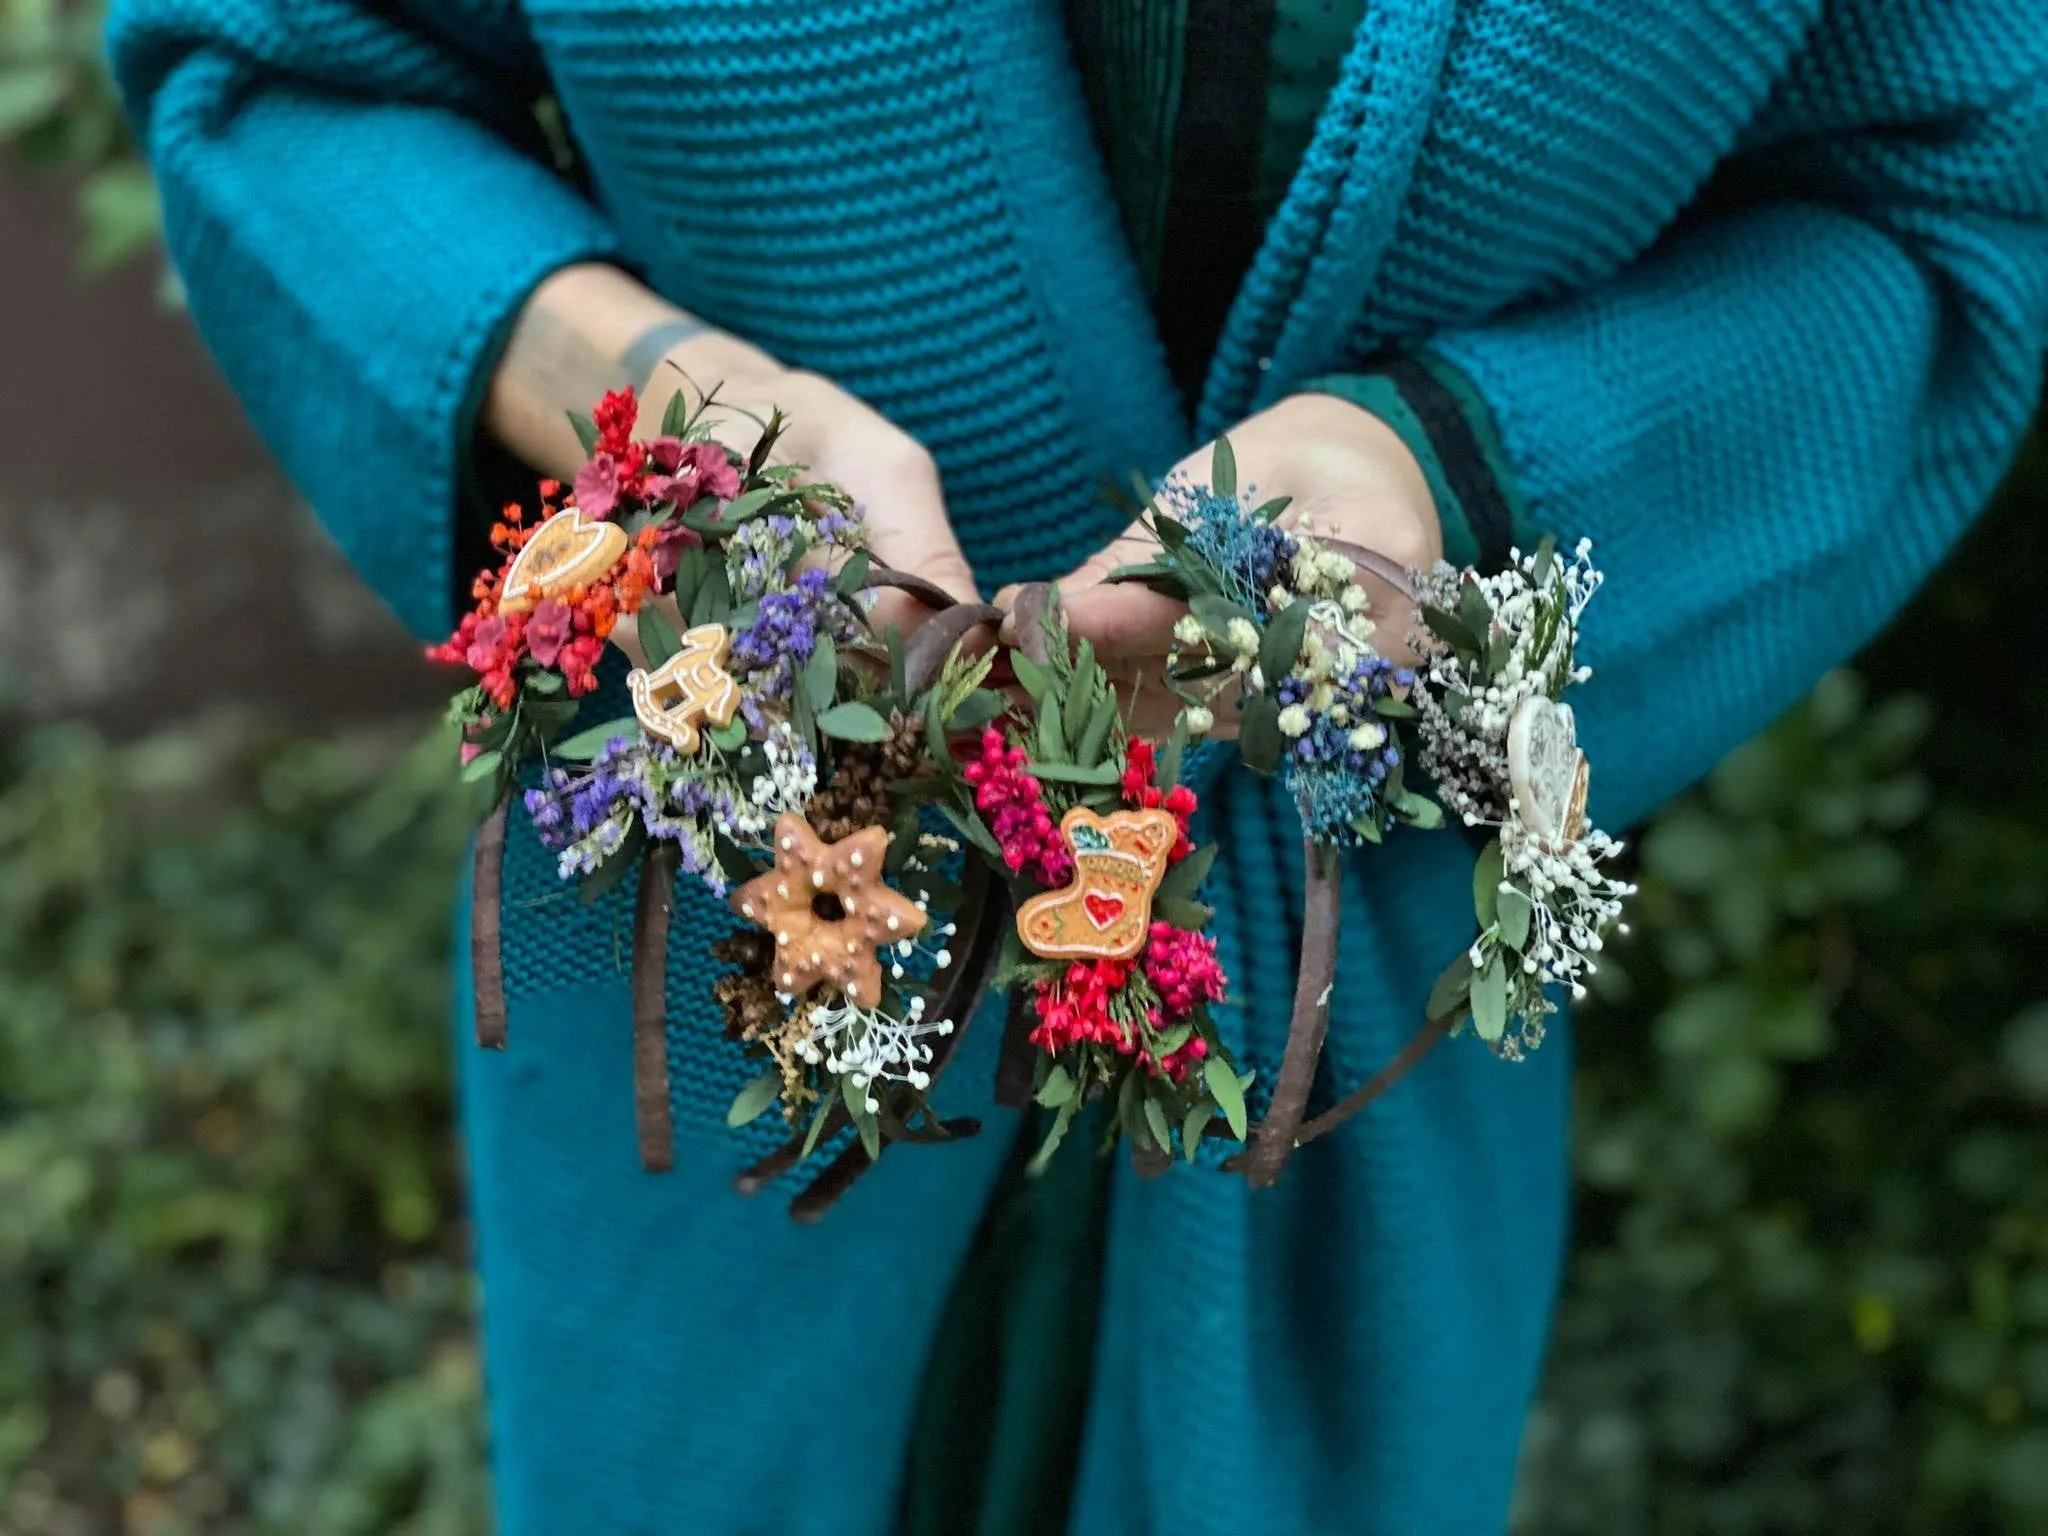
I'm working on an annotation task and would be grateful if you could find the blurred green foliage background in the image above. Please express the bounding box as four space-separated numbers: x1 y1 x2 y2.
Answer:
5 2 2047 1530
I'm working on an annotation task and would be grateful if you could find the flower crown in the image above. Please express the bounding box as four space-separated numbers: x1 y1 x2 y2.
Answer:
432 394 1631 1217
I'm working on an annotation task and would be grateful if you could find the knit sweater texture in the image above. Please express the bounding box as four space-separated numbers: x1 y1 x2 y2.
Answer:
109 1 2048 1531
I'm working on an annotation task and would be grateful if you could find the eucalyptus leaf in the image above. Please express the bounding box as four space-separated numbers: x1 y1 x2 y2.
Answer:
1024 760 1121 786
1211 436 1238 500
1239 693 1284 775
1422 605 1482 655
660 390 691 438
1189 593 1254 647
725 1070 782 1128
1472 954 1509 1043
1036 701 1068 763
1143 1094 1173 1154
1157 843 1217 903
552 717 640 761
1498 886 1534 951
800 1098 834 1160
1160 712 1189 788
1063 643 1099 747
802 636 839 713
1027 1096 1082 1177
689 563 732 627
1474 839 1506 928
567 411 599 457
460 749 503 784
637 604 681 667
1204 1055 1248 1141
1251 496 1292 524
816 701 892 743
1427 950 1476 1022
708 719 748 753
578 827 646 905
1034 1064 1076 1108
1182 1102 1211 1161
1154 896 1215 929
834 550 873 598
1259 598 1314 689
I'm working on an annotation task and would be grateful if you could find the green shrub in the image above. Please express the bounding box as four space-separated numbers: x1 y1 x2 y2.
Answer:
0 718 488 1536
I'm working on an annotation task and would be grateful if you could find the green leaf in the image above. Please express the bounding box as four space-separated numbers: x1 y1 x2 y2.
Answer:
1063 643 1099 749
1036 700 1069 763
1034 1064 1076 1108
1189 593 1255 647
1422 605 1481 655
1204 1055 1248 1141
460 749 503 783
1391 788 1444 830
1024 760 1122 786
712 835 757 885
935 802 1005 865
1473 839 1506 928
1182 1101 1212 1162
1373 695 1418 719
802 636 839 714
857 1107 882 1161
669 545 708 617
708 719 748 753
887 625 908 705
800 1098 834 1160
1026 1097 1082 1177
1211 436 1238 500
1258 598 1314 688
1011 651 1053 701
726 1070 782 1128
1157 843 1217 904
553 716 641 761
834 550 874 598
1427 950 1475 1022
1142 1094 1173 1154
1458 576 1495 643
816 701 892 743
688 563 732 627
567 411 600 457
1251 495 1292 524
660 390 691 438
1160 712 1189 788
1153 514 1190 553
1471 953 1509 1043
840 1070 867 1121
1530 537 1557 587
718 487 781 527
949 690 1007 730
1498 885 1534 951
1239 693 1284 775
1154 896 1214 929
637 604 681 667
579 827 646 905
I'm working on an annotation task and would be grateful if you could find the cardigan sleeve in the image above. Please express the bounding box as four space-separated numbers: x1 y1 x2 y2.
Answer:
106 0 621 640
1297 355 1543 573
1427 4 2048 831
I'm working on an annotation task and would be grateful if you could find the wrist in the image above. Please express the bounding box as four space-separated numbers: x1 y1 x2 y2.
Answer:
1281 390 1443 570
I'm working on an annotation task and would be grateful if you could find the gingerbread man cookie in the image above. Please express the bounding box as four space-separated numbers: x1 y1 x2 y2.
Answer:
628 623 741 754
730 813 927 1007
1016 807 1179 961
497 509 628 614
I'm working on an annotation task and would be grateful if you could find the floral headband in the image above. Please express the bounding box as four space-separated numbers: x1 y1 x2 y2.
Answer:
432 392 1631 1218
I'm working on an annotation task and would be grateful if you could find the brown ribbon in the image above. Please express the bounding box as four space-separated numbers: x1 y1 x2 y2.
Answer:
630 840 681 1172
472 795 510 1051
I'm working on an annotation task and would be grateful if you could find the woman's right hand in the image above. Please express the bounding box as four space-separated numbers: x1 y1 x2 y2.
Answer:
484 264 979 633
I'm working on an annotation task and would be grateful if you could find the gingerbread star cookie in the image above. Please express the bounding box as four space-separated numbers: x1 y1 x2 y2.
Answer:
1016 807 1178 961
628 623 741 754
730 813 927 1007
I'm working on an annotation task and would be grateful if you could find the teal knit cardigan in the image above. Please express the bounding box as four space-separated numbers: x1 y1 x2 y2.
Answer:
110 0 2048 1531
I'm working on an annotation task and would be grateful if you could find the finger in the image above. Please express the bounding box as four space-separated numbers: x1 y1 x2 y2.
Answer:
1046 582 1185 662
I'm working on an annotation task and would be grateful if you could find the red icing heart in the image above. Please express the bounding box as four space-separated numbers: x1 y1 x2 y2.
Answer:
1083 891 1125 930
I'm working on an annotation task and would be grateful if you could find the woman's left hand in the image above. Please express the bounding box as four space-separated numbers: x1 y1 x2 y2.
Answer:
998 392 1443 738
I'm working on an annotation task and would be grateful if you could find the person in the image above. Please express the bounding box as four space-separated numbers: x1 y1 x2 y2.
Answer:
108 0 2047 1530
